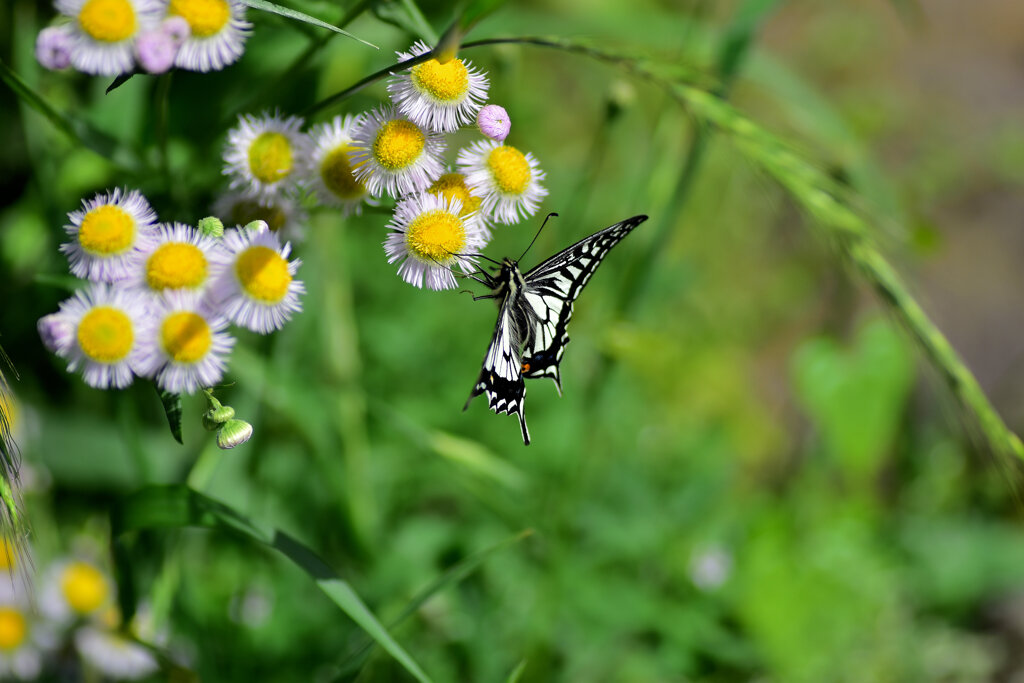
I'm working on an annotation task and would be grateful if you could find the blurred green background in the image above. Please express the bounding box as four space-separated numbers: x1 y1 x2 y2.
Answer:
4 0 1024 680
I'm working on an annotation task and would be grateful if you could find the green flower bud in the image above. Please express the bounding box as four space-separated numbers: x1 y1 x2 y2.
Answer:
217 419 253 449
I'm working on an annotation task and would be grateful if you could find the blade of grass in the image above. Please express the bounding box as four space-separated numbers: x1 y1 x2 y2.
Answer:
111 485 434 683
372 0 438 43
242 0 378 48
334 529 533 679
0 59 142 171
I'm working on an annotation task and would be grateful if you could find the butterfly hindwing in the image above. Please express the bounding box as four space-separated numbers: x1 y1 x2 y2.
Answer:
520 215 648 391
464 297 531 444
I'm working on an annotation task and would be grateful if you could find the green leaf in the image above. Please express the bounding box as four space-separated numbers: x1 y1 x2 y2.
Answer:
242 0 379 48
156 386 183 445
335 529 533 679
371 0 438 43
791 319 914 479
106 72 135 94
111 485 434 683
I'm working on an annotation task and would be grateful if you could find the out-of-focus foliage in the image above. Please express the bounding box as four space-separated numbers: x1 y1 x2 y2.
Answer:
3 0 1024 681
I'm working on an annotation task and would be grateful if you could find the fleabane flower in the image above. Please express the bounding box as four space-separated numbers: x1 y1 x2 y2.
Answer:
136 291 234 394
223 112 306 205
0 581 57 680
303 114 374 215
74 606 160 681
127 222 227 294
167 0 251 73
42 284 150 389
457 139 548 225
40 558 114 623
213 191 308 242
387 40 489 133
60 188 158 282
426 171 489 236
350 106 445 199
383 192 487 291
56 0 163 75
209 222 304 333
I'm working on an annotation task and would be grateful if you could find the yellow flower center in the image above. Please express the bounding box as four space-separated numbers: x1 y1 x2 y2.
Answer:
235 246 291 303
146 242 208 290
372 119 424 171
78 0 136 42
77 307 134 363
410 58 469 102
405 210 465 264
168 0 230 37
487 146 531 195
160 311 213 364
61 562 108 615
428 173 481 216
320 145 365 200
248 132 294 185
0 608 26 651
78 205 135 256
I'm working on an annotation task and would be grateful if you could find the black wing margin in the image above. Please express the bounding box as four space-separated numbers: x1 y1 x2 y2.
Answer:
464 298 531 444
520 215 648 391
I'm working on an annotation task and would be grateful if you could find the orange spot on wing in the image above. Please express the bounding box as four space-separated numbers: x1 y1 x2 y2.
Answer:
522 363 531 372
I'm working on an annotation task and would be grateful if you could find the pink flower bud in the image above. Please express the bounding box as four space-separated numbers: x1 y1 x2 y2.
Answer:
477 104 510 143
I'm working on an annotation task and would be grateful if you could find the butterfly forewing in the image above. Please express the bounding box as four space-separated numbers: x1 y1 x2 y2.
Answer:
466 215 648 445
520 215 648 390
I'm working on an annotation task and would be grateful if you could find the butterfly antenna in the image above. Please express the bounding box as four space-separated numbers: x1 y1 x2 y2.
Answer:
518 212 559 263
450 251 502 267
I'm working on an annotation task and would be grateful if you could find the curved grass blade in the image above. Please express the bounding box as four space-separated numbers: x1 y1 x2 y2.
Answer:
111 485 434 683
242 0 378 49
334 529 533 680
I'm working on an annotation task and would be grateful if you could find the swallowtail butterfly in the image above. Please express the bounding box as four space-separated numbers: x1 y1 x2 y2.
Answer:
464 215 648 444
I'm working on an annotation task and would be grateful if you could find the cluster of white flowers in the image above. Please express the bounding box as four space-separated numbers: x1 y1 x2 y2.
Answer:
36 0 250 76
37 188 304 394
0 542 165 681
221 41 548 291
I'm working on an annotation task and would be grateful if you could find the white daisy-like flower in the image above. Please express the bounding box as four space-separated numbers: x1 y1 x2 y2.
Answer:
212 191 308 243
387 40 489 133
126 222 227 294
0 581 58 681
425 171 490 238
60 188 159 283
223 112 307 206
349 106 445 199
43 284 151 390
74 623 158 680
302 114 375 215
167 0 251 73
56 0 163 76
208 222 304 333
135 291 234 394
39 558 114 624
457 139 548 225
383 192 487 291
